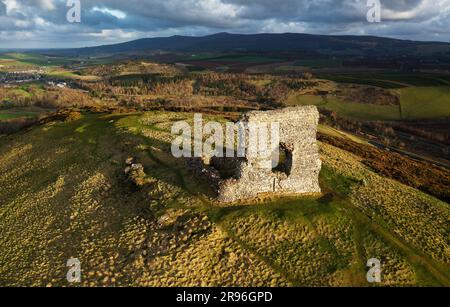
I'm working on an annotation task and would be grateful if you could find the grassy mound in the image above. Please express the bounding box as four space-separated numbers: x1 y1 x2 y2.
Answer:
0 111 448 286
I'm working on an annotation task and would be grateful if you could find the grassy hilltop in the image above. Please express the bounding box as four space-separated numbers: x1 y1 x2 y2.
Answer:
0 111 448 286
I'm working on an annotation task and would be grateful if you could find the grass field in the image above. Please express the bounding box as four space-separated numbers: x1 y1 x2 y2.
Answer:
0 111 448 286
0 52 115 73
286 85 450 120
317 72 450 89
44 68 100 81
5 88 32 98
0 58 35 70
1 84 42 104
285 94 401 121
397 86 450 119
0 112 36 120
1 53 74 67
294 59 342 68
0 107 50 121
318 125 369 145
184 54 283 64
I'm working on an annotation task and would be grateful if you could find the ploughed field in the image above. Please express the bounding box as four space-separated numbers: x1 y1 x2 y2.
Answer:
0 111 448 286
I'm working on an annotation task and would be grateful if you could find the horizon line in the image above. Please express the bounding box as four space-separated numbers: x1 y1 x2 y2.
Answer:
2 31 450 51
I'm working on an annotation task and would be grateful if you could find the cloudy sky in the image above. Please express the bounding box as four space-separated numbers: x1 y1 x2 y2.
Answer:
0 0 449 48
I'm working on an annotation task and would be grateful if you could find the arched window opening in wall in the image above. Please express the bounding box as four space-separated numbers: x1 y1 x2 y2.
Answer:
272 143 293 176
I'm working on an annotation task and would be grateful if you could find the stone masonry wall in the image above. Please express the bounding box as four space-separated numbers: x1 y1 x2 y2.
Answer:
217 106 322 202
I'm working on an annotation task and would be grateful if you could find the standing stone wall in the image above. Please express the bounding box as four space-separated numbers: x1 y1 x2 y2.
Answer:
217 106 322 202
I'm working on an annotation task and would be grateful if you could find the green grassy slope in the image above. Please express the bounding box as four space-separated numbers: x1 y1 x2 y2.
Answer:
0 112 448 286
0 107 51 121
0 112 36 120
397 86 450 119
317 73 450 89
184 54 283 64
294 59 342 68
286 85 450 121
1 53 74 67
285 94 401 121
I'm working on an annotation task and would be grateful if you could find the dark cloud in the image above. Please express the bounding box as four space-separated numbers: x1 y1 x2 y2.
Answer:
0 0 449 48
0 1 5 16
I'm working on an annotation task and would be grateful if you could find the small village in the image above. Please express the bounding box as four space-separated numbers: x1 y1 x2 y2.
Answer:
0 70 43 84
0 70 68 88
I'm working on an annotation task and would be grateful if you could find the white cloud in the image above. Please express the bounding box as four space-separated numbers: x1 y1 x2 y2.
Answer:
89 29 137 40
38 0 55 11
261 20 307 33
3 0 21 14
92 6 126 19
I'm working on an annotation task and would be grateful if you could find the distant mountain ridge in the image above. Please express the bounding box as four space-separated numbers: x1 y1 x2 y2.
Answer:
53 32 450 58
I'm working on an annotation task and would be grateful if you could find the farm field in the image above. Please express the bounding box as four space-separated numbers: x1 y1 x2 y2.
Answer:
0 110 38 120
44 68 100 81
0 53 73 67
0 111 448 286
2 88 33 99
184 54 283 64
0 57 35 70
0 52 116 72
397 86 450 119
285 94 401 121
318 125 369 145
286 85 450 121
0 106 52 121
1 85 41 106
294 59 342 68
317 72 450 89
179 54 286 72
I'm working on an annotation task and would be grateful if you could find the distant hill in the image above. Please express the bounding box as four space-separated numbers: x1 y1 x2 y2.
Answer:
50 32 450 58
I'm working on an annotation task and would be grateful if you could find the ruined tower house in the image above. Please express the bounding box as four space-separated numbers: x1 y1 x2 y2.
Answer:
188 106 322 202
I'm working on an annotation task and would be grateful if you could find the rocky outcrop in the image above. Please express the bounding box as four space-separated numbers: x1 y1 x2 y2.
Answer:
125 157 154 188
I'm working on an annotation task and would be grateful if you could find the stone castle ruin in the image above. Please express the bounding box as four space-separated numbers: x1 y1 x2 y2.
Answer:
188 106 322 202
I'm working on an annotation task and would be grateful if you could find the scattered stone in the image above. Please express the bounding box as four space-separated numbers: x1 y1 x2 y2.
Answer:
124 158 155 188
